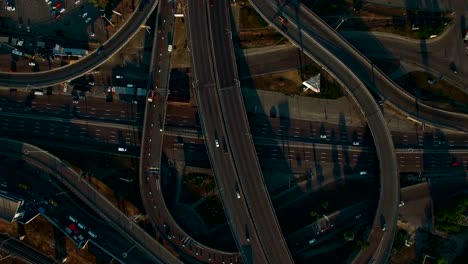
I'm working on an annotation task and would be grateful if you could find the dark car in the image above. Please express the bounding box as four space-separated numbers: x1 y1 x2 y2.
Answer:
97 45 104 55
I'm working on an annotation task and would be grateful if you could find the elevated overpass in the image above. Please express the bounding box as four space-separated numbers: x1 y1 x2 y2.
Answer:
207 1 293 263
250 1 399 263
0 138 181 264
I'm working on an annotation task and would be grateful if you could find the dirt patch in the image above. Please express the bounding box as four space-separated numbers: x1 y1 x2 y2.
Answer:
239 5 269 30
252 69 302 95
239 29 287 49
0 216 96 264
86 175 141 218
22 216 56 257
171 16 190 69
63 238 96 264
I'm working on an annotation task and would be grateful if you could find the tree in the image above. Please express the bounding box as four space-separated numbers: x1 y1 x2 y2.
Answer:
322 200 329 210
356 239 370 250
344 231 355 241
310 210 318 217
437 258 448 264
89 0 110 8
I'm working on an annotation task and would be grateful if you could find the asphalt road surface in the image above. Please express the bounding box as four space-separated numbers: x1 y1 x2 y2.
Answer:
138 0 239 262
0 139 181 264
262 0 468 132
187 0 267 263
0 233 57 264
209 1 294 263
0 90 143 125
0 0 158 89
250 1 399 263
342 0 468 91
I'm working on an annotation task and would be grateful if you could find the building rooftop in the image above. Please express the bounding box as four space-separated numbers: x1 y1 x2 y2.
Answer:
0 193 23 222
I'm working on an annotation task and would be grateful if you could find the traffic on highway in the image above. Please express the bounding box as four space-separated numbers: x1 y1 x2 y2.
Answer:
0 0 466 264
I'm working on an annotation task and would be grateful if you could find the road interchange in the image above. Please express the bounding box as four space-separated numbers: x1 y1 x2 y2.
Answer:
0 0 159 89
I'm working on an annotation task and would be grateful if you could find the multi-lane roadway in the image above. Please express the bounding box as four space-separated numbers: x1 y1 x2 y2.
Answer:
0 139 181 264
208 1 294 263
261 0 468 132
250 0 400 263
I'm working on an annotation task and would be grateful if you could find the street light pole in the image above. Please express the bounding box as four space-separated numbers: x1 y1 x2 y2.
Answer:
122 245 136 258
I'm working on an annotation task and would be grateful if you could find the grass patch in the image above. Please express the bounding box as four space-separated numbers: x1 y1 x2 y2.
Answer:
394 71 468 114
194 195 227 228
239 6 268 29
179 173 216 205
434 193 468 234
251 65 344 99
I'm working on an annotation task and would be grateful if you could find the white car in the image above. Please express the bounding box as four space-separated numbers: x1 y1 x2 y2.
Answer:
75 0 81 4
59 8 66 14
320 134 327 139
85 17 92 23
118 147 127 152
236 191 241 199
82 13 88 18
28 61 36 66
399 201 405 207
88 230 97 238
77 223 86 229
308 238 316 244
215 139 219 148
116 75 123 79
68 216 78 223
353 141 360 146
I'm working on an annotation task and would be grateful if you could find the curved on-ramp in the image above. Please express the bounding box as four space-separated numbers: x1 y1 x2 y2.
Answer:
138 1 240 263
281 2 468 132
250 1 399 263
0 0 158 89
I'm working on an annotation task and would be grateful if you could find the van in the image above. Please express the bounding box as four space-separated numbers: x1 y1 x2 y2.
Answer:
360 171 367 175
12 49 22 56
88 230 97 238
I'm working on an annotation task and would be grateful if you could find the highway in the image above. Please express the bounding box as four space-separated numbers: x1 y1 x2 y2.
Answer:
0 90 143 125
208 1 293 263
259 0 468 132
0 138 181 264
0 233 56 264
187 0 271 263
0 0 158 89
250 0 399 263
138 0 239 262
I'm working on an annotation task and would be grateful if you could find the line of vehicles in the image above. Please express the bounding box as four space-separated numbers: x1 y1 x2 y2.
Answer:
65 215 98 243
